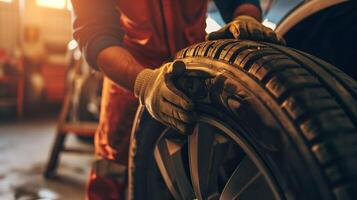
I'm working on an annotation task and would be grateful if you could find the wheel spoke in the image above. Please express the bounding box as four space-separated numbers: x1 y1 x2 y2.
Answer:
188 123 229 200
220 156 274 200
235 174 275 200
220 157 258 200
154 128 195 200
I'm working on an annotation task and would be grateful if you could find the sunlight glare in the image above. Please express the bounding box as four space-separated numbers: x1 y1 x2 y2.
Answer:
36 0 66 9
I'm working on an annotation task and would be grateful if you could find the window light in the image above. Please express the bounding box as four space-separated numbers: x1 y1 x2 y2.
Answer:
0 0 13 3
36 0 66 9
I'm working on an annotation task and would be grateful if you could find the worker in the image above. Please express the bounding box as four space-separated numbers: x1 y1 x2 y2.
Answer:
71 0 284 199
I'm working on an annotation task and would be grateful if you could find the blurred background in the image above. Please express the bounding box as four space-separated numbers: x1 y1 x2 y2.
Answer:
0 0 99 199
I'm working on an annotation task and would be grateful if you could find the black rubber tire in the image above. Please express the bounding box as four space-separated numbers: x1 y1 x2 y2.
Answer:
128 39 357 200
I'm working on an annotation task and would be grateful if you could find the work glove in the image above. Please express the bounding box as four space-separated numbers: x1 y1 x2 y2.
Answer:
206 15 286 45
134 61 196 134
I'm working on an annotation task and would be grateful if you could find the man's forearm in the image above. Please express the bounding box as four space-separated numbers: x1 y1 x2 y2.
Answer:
233 3 262 21
214 0 261 23
97 46 144 92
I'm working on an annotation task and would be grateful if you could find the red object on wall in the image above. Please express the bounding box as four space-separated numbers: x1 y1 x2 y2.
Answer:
41 63 66 103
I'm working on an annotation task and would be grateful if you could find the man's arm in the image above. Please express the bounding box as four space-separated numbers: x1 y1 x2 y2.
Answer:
71 0 143 91
214 0 262 22
97 46 143 91
71 0 195 133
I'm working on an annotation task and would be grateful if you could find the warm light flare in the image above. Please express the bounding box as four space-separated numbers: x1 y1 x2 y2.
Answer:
67 0 72 10
0 0 12 3
36 0 66 9
205 16 222 34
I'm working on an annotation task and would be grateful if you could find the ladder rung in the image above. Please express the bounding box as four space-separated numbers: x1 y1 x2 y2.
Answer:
62 148 93 154
59 122 98 136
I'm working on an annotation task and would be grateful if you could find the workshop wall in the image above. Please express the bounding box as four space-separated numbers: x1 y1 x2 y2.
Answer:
22 0 72 45
0 0 72 54
0 1 20 53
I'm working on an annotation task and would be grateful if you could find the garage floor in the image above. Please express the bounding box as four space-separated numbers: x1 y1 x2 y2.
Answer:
0 117 94 200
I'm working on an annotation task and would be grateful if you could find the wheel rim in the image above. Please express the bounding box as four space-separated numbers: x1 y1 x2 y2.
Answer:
154 116 284 200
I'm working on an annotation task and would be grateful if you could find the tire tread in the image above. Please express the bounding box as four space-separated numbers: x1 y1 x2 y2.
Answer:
177 39 357 200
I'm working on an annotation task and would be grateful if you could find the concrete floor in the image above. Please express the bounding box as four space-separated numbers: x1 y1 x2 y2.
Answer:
0 117 94 200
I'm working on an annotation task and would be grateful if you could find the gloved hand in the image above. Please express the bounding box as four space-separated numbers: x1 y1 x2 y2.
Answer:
134 61 196 134
206 15 285 45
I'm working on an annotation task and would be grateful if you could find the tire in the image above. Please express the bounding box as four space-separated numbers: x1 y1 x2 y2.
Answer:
128 39 357 200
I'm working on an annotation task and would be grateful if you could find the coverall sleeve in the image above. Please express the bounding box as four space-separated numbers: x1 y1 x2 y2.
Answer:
214 0 261 23
71 0 125 70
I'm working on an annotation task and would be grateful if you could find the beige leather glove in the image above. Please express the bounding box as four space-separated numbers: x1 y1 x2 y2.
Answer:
206 15 285 45
134 61 196 133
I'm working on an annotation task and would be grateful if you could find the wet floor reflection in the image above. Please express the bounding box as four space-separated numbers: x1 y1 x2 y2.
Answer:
0 118 93 200
14 186 59 200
